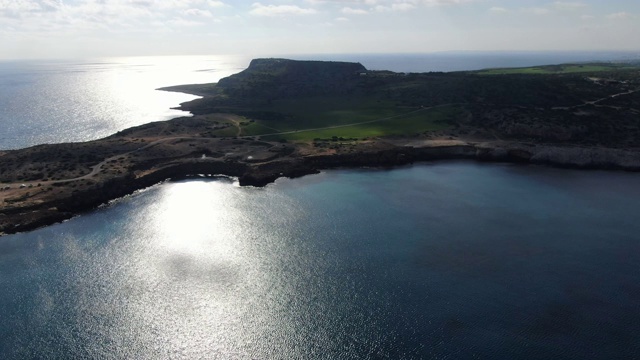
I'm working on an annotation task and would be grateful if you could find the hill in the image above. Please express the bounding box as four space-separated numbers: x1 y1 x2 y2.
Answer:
162 58 640 147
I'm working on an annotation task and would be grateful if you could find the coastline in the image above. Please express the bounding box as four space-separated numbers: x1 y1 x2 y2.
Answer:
3 57 640 236
2 136 639 237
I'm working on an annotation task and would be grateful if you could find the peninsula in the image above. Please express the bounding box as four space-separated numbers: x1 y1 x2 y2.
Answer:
2 58 640 235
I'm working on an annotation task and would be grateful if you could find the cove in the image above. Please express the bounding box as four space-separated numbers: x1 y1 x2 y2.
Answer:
1 162 639 359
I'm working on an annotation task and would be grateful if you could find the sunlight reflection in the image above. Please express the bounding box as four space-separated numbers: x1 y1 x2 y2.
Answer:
149 180 240 257
115 179 276 357
1 55 253 149
101 55 250 131
113 55 250 86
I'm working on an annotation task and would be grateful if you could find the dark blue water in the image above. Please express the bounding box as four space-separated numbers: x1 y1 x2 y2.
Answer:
1 162 639 359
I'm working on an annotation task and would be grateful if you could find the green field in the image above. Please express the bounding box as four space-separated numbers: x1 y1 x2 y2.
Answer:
274 106 457 141
207 96 460 141
477 64 636 75
261 96 403 129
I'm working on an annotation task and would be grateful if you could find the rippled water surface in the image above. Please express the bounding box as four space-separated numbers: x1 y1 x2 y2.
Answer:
0 55 249 149
2 52 640 359
1 162 639 359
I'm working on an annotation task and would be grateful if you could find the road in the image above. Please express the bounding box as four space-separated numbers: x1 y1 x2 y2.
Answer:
552 88 639 111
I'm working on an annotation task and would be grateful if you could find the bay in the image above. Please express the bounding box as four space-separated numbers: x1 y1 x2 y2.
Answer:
2 52 640 358
1 162 639 359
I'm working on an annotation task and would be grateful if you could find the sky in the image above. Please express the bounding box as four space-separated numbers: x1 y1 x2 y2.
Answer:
1 0 639 59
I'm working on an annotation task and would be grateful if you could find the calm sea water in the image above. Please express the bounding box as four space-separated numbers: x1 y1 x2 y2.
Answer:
1 163 639 359
0 55 250 149
1 53 640 358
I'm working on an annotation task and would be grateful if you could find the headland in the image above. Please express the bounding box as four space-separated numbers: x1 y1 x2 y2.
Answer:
1 58 640 235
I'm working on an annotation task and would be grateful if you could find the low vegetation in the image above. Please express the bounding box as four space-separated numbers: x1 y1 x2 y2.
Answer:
166 58 640 147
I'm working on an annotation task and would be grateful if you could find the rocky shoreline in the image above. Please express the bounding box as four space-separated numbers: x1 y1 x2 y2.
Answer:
2 141 639 236
3 57 640 236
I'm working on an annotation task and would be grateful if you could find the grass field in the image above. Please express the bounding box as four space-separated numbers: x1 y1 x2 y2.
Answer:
261 96 404 129
274 106 457 141
264 105 460 141
477 64 636 75
207 96 460 141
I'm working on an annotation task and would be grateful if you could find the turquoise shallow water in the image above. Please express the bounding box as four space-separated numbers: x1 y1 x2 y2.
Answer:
1 162 639 359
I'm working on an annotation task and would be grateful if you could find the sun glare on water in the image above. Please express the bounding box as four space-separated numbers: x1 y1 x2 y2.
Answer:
99 55 250 133
99 179 264 357
149 180 241 255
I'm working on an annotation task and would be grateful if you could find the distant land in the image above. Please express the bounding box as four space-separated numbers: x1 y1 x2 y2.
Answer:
1 58 640 235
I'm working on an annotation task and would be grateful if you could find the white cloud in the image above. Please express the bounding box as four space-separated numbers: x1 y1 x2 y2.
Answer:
375 3 415 12
183 8 213 18
250 3 317 17
418 0 478 5
127 0 193 10
305 0 478 9
0 0 230 33
524 7 550 15
306 0 377 4
4 0 638 60
39 0 62 11
168 18 205 27
393 3 415 11
341 7 369 15
489 6 508 14
606 12 632 20
0 0 63 18
207 0 227 7
553 2 587 11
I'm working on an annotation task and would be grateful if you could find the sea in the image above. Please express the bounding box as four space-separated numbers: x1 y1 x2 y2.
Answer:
1 52 639 359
